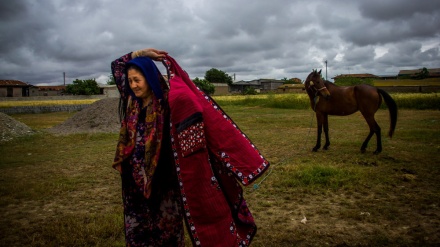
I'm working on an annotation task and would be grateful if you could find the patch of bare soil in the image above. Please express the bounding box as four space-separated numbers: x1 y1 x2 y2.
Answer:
0 112 35 143
48 98 120 135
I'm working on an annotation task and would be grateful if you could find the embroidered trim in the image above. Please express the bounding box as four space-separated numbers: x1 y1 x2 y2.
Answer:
217 152 269 186
176 112 203 133
170 121 202 246
177 122 206 157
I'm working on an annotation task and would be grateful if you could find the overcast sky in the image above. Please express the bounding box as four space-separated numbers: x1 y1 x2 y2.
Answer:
1 0 439 86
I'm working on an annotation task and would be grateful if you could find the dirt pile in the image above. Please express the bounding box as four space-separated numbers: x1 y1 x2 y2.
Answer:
0 112 35 142
48 97 121 135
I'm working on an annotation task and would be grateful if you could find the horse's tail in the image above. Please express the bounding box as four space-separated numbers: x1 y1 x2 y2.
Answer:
377 88 398 138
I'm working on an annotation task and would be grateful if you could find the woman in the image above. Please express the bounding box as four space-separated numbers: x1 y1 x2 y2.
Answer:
112 48 184 246
111 48 270 246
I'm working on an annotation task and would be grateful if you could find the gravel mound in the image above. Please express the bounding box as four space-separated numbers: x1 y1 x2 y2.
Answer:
0 112 35 143
48 97 121 135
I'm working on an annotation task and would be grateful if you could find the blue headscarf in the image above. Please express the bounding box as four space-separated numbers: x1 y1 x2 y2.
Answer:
125 57 164 102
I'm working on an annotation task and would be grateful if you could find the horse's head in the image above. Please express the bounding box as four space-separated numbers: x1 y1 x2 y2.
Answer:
305 69 331 99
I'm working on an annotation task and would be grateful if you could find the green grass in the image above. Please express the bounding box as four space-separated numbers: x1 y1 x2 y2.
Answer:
1 106 440 246
212 92 440 110
11 112 77 130
1 92 438 110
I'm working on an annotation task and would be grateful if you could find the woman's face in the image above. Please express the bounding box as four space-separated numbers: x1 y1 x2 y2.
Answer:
127 68 151 99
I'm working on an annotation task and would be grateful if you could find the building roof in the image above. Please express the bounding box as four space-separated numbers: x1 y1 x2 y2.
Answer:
97 83 117 88
37 86 66 91
232 79 284 86
398 68 440 76
0 79 30 87
332 73 379 79
232 80 261 86
278 84 305 89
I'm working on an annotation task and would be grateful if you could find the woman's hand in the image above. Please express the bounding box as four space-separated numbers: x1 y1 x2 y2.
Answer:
114 164 122 175
132 48 168 61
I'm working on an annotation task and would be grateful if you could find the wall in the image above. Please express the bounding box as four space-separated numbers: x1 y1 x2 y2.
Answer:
0 88 6 97
0 87 23 97
0 94 111 101
0 104 90 114
212 83 229 95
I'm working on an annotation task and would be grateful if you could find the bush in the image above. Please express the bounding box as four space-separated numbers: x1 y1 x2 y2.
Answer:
242 87 258 95
192 77 215 95
65 79 100 95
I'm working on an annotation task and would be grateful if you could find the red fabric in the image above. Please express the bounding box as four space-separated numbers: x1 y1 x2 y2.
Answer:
163 55 270 246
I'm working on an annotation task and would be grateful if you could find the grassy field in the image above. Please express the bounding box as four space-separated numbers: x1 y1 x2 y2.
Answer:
1 92 439 110
1 105 440 246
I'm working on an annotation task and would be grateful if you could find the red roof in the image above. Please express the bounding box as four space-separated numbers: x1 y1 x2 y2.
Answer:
38 86 66 91
0 79 29 86
333 73 379 79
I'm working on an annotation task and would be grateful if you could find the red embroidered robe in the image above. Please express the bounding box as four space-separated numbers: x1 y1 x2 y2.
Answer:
163 55 270 246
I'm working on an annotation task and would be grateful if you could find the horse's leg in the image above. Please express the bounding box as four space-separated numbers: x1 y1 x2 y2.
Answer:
361 130 374 153
312 113 323 152
323 114 330 150
374 123 382 154
361 115 382 154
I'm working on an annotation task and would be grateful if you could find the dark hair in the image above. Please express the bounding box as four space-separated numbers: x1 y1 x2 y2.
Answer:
118 64 143 122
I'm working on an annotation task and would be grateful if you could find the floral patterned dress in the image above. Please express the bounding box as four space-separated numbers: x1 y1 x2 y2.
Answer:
112 53 184 247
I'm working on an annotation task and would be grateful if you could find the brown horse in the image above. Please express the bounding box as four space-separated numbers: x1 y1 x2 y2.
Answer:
304 69 397 154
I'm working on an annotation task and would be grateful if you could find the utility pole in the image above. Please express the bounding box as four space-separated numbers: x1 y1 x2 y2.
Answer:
325 60 328 80
63 72 66 86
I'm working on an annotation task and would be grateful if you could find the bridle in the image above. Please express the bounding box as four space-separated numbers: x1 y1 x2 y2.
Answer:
306 80 327 95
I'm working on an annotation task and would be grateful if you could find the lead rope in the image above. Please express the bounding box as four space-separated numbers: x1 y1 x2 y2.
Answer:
252 168 272 190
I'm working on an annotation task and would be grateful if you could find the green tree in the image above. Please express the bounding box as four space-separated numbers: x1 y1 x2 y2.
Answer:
414 67 429 80
282 77 302 84
205 68 233 85
65 79 100 95
107 73 116 85
242 87 258 95
193 77 215 95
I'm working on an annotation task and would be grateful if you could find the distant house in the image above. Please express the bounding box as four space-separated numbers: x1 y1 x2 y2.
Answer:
398 68 440 78
211 83 229 96
375 74 398 80
230 79 284 94
98 83 119 98
332 73 379 83
0 80 32 97
277 84 305 93
37 85 66 96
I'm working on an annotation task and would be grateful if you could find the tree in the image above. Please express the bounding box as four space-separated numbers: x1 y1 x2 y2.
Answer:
107 73 116 85
282 77 302 84
242 87 258 95
65 79 100 95
414 67 429 80
193 77 215 95
205 68 233 86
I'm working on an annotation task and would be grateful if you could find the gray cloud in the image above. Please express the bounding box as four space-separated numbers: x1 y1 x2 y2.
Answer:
0 0 439 85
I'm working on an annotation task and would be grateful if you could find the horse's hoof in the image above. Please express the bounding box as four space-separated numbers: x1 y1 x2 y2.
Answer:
312 148 318 152
361 149 366 153
373 150 381 155
323 146 329 150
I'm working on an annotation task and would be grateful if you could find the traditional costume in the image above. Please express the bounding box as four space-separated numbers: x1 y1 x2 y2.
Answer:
111 53 270 247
